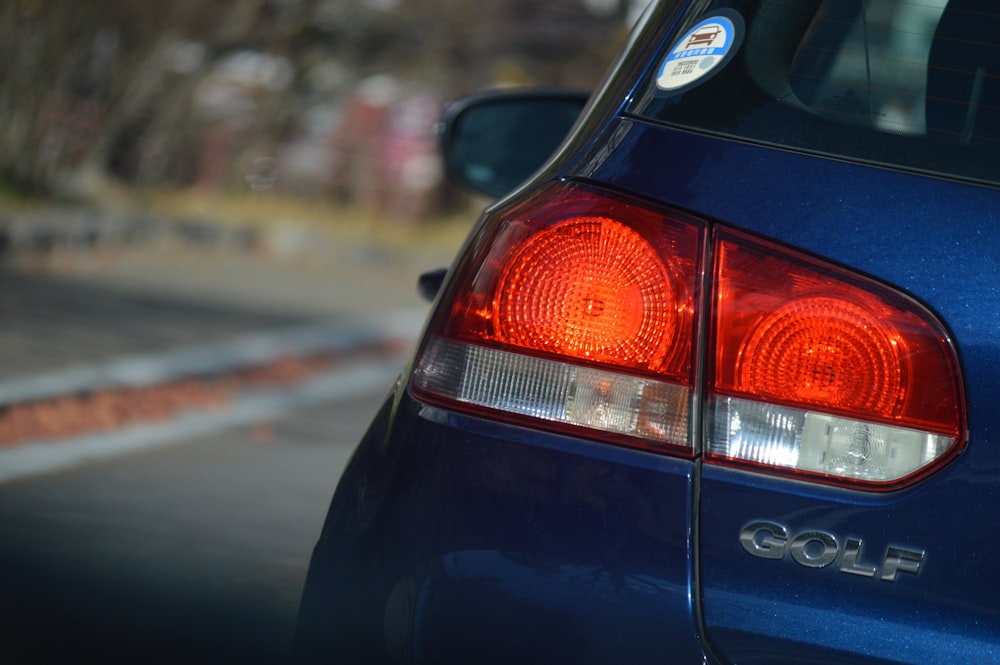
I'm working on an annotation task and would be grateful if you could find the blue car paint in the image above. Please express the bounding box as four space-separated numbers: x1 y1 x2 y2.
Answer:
573 118 1000 663
295 387 708 663
296 1 1000 662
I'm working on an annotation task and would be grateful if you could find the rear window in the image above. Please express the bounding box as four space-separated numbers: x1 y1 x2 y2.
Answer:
631 0 1000 187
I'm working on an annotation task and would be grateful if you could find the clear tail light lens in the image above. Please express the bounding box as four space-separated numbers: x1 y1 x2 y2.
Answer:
416 338 692 446
412 182 966 489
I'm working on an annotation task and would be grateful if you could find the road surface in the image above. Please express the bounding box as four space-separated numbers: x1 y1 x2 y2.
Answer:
0 216 456 663
0 387 389 664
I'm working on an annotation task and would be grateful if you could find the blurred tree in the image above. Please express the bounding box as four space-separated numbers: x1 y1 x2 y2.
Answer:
0 0 319 197
0 0 637 201
317 0 630 90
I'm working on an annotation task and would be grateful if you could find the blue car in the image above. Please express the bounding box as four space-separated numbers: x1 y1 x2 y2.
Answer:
294 1 998 662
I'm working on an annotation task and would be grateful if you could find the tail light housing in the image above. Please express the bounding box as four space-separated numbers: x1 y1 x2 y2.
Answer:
413 184 704 453
412 182 965 489
709 230 964 487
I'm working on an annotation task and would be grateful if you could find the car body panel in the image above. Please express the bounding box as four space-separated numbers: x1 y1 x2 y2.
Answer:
295 385 707 663
573 117 1000 663
574 119 1000 663
699 464 1000 665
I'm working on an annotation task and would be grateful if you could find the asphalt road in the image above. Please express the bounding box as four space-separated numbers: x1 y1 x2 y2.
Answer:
0 390 386 664
0 215 457 663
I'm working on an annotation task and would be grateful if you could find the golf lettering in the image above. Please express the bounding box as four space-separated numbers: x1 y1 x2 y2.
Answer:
739 520 925 582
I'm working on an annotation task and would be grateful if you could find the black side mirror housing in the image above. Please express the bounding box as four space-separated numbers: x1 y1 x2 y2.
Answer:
437 89 590 198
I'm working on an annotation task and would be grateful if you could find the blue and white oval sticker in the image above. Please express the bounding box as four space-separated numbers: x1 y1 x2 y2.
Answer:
656 11 744 93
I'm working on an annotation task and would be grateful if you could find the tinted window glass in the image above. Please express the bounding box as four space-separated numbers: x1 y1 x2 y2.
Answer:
632 0 1000 186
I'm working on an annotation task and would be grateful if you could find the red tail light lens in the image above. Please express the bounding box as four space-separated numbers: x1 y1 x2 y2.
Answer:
412 182 965 488
493 216 685 373
735 295 903 414
412 183 704 452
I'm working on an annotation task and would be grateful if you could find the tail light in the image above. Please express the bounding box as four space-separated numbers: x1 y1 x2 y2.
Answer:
709 229 964 487
412 182 965 489
412 183 704 453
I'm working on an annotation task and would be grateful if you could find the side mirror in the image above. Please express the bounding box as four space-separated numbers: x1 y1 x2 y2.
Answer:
438 89 590 198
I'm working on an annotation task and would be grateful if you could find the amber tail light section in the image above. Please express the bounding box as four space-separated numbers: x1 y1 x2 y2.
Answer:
412 182 966 489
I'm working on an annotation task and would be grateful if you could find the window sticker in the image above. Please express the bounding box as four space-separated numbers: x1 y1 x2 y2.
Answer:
656 10 744 94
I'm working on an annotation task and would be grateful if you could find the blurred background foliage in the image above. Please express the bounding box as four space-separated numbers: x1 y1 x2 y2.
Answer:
0 0 650 225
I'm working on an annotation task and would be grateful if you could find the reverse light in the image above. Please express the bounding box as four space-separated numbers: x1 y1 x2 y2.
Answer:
416 339 691 445
411 182 965 488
